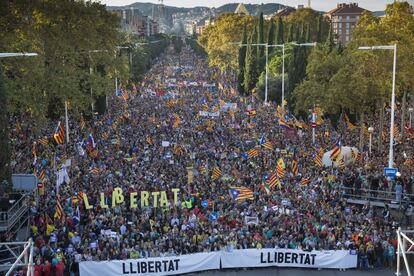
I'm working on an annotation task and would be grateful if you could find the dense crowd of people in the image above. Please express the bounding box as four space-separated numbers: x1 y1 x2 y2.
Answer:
6 43 414 275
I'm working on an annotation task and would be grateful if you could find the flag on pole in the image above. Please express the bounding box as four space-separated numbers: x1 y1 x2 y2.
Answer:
173 144 184 155
90 167 100 174
313 152 323 167
229 187 254 201
53 122 65 144
121 90 129 101
300 178 311 186
259 135 273 150
38 137 49 146
291 159 299 175
266 172 280 189
338 157 345 169
393 126 399 138
330 140 341 161
277 158 285 178
80 116 86 130
212 167 222 181
247 148 259 159
261 181 271 194
54 197 64 221
344 113 356 130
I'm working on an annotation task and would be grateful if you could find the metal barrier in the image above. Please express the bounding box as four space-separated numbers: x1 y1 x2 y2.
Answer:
0 194 29 233
340 186 414 209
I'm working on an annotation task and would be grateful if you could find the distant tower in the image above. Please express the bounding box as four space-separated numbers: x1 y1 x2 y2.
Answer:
308 0 311 8
158 0 165 20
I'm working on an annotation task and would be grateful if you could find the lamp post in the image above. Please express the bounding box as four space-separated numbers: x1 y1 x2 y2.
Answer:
409 107 413 128
368 126 374 155
358 44 397 168
231 42 316 106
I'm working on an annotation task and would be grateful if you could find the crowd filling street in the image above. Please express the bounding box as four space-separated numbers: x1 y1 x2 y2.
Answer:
6 44 414 275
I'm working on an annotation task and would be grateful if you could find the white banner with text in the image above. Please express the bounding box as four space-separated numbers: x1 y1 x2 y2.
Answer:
80 249 357 275
79 251 220 276
221 249 357 269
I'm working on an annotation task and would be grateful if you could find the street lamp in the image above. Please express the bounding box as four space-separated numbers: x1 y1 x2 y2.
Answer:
358 44 397 168
409 107 413 128
230 42 316 106
368 126 374 155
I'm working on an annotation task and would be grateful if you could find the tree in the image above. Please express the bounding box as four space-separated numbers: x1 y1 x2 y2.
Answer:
238 25 248 95
198 13 255 71
244 27 259 95
275 17 284 44
316 15 323 42
325 24 335 52
0 66 11 190
257 12 265 73
267 20 275 55
287 24 294 42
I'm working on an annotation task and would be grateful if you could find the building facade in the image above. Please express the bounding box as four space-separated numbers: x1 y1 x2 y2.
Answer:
326 3 369 44
109 8 158 37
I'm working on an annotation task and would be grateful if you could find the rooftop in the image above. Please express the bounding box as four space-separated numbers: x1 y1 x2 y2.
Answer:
327 3 369 15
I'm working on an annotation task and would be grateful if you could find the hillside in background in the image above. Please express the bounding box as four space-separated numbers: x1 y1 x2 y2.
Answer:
107 2 287 16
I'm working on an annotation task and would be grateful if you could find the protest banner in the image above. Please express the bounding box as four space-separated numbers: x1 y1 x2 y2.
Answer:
221 249 357 269
80 252 221 276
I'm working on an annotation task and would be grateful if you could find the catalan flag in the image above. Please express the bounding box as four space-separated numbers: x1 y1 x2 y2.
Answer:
77 191 85 202
38 170 46 182
338 157 345 169
32 143 37 159
344 113 356 130
89 149 99 159
212 167 222 181
300 178 311 186
277 158 285 178
38 137 49 146
229 187 254 201
173 144 184 155
90 167 100 174
54 198 64 221
80 116 86 130
351 148 360 162
53 122 65 145
291 159 299 175
330 140 341 161
146 136 153 145
259 135 273 150
121 90 129 101
266 172 280 189
172 113 181 129
314 152 323 167
261 181 271 194
247 148 259 159
279 119 292 130
393 126 399 138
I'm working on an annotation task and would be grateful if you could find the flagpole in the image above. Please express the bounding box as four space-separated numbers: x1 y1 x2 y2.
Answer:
65 101 69 143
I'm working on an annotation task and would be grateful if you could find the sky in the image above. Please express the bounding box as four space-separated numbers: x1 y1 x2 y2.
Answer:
96 0 402 12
